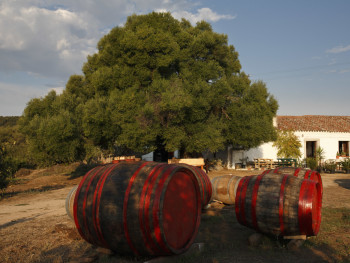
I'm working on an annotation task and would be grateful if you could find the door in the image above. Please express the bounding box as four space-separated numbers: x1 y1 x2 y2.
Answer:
306 141 316 158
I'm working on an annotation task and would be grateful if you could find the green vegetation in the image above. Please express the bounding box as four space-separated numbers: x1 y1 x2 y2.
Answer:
0 145 11 191
18 12 278 166
341 158 350 173
0 117 31 192
273 130 302 159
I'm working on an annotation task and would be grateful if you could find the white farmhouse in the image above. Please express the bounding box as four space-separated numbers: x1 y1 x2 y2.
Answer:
225 115 350 169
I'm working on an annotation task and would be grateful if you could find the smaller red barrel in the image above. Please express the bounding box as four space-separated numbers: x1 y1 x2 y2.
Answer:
235 173 322 237
211 175 242 205
262 167 323 194
174 164 212 207
65 185 78 220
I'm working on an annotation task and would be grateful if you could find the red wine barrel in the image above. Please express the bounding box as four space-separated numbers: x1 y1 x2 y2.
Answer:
235 173 322 237
262 167 323 194
211 175 242 205
65 185 78 220
73 161 201 256
174 164 212 207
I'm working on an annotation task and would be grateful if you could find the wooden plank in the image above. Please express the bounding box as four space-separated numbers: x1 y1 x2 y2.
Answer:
283 235 307 240
168 158 205 167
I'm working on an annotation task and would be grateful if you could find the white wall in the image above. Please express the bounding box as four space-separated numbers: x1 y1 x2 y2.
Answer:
141 150 180 161
142 152 154 161
227 131 350 168
296 131 350 160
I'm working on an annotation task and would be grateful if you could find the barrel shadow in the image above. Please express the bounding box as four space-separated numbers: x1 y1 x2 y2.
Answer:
192 204 340 263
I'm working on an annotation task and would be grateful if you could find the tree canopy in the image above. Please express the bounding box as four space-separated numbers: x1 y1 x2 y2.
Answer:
273 130 302 159
19 12 278 165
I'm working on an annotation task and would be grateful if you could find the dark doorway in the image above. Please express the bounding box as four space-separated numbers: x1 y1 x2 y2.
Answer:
306 141 317 158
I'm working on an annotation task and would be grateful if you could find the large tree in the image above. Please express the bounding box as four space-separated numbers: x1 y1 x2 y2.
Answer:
20 12 278 164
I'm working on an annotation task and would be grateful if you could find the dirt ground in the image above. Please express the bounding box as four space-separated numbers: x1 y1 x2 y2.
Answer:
0 166 349 263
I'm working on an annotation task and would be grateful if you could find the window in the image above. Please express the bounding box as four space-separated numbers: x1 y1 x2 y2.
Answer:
339 141 349 156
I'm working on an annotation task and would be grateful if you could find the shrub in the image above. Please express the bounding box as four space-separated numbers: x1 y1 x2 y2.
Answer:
306 157 317 170
0 146 11 191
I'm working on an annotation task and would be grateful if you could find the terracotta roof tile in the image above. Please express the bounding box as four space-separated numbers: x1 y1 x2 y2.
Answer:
277 115 350 133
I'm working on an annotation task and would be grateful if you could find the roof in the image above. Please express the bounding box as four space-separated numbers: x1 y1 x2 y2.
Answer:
277 115 350 133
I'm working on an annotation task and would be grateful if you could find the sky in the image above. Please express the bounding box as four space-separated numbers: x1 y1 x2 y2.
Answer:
0 0 349 116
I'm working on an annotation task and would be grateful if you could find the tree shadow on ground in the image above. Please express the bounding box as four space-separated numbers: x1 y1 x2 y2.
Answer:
334 179 350 190
69 163 99 180
1 184 66 199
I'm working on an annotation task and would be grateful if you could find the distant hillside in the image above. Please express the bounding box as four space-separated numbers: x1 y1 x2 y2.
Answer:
0 116 20 127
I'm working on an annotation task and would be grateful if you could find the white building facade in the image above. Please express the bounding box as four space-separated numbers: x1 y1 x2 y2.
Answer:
226 116 350 169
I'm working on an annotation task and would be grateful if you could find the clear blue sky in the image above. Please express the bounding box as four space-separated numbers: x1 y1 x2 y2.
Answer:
0 0 349 116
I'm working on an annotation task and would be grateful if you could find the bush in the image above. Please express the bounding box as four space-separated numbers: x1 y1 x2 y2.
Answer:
0 146 12 191
306 157 317 170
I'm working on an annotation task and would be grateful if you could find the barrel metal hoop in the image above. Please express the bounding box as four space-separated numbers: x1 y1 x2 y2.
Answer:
237 176 251 226
74 165 105 243
313 183 322 235
202 170 212 204
195 168 206 204
304 170 311 180
298 180 313 235
206 171 213 203
139 163 166 255
294 168 301 177
309 171 316 182
261 169 271 175
235 176 246 224
93 164 118 248
151 165 176 254
251 174 264 231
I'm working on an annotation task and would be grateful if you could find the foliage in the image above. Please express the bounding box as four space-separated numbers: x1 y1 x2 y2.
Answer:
19 91 85 166
315 146 325 168
272 130 302 159
0 116 20 127
341 158 350 170
0 145 12 191
0 116 32 173
19 12 278 164
306 157 317 170
324 160 337 173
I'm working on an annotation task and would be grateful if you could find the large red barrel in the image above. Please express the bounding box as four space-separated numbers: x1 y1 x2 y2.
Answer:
262 167 323 194
211 175 242 205
73 161 201 256
175 164 212 207
235 173 322 237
